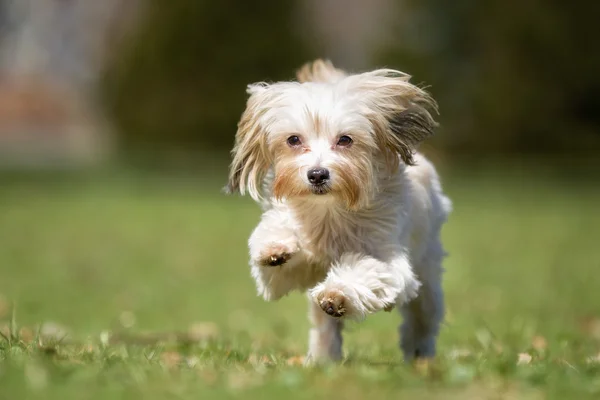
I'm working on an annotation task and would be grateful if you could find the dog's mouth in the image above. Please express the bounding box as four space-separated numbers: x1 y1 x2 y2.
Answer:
309 183 331 195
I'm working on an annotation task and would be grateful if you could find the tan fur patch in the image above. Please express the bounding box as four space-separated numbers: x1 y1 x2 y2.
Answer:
272 162 310 201
227 95 270 198
296 59 346 83
309 112 324 135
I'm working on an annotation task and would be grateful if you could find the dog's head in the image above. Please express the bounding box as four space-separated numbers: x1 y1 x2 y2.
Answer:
226 60 437 210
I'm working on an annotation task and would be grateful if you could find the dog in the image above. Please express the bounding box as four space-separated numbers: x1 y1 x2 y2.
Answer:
226 60 451 364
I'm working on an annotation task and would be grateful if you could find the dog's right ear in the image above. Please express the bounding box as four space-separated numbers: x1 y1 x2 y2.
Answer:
225 84 271 200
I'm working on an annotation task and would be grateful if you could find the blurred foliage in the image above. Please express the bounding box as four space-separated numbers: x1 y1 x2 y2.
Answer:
377 0 600 155
102 0 599 158
102 0 316 156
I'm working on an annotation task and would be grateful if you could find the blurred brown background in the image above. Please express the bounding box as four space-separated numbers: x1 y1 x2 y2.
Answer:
0 0 598 168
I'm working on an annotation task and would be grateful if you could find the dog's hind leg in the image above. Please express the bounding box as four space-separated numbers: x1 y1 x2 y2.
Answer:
305 295 344 364
399 247 445 360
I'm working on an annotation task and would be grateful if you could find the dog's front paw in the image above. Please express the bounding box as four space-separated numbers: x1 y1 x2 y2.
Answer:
257 243 296 267
315 288 347 318
265 252 292 267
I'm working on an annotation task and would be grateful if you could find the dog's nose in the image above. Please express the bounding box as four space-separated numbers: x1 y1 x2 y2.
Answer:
307 168 330 185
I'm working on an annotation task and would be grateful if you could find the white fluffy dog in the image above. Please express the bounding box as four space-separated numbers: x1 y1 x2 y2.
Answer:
226 60 451 364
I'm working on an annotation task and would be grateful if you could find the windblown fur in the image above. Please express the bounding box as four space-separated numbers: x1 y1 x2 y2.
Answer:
227 59 451 364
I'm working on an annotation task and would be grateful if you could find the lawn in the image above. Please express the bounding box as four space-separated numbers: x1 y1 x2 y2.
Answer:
0 160 599 399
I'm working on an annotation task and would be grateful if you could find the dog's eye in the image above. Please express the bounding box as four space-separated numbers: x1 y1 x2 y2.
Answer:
337 135 353 147
287 135 302 147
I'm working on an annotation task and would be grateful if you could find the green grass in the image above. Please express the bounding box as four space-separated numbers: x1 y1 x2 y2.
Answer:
0 163 599 399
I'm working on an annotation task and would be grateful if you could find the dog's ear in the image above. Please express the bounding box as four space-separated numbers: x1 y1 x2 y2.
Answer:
225 84 271 199
353 70 438 168
378 103 437 167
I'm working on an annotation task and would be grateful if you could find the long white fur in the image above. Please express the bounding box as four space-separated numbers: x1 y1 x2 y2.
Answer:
229 60 451 364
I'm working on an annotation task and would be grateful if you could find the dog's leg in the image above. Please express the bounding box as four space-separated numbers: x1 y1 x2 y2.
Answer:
310 253 420 320
248 209 302 301
399 245 445 360
399 277 444 360
305 295 344 364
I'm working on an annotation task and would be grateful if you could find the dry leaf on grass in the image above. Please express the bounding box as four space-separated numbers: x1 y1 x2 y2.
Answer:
186 356 199 368
18 327 34 343
414 358 433 376
247 353 259 365
517 353 532 365
99 330 111 346
586 353 600 364
448 348 472 360
248 354 275 367
531 335 547 351
0 323 10 340
40 322 70 341
160 351 182 368
82 343 95 354
286 356 305 366
261 355 274 365
580 316 600 340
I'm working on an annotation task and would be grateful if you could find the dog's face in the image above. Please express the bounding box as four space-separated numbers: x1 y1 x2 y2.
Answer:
260 85 384 210
227 66 437 210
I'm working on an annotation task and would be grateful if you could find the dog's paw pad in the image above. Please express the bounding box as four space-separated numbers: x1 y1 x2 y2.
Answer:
383 304 396 312
259 244 294 267
318 290 346 318
266 253 291 266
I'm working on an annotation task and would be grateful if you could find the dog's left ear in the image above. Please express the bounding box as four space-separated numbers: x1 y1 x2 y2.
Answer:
383 103 438 166
225 84 271 200
355 70 438 168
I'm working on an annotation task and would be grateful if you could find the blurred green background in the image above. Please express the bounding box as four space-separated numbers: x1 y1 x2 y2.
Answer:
99 0 600 159
0 0 599 398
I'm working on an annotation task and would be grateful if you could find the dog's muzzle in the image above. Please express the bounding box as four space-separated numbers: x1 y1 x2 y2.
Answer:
307 168 329 185
307 168 330 195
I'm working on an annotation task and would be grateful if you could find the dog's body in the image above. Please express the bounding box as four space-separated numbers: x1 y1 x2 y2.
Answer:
227 60 451 363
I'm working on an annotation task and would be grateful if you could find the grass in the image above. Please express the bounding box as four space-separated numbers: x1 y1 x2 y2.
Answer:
0 161 599 399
